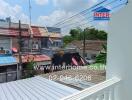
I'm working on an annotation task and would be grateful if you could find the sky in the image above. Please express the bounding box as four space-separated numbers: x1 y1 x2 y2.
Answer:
0 0 127 34
0 0 101 25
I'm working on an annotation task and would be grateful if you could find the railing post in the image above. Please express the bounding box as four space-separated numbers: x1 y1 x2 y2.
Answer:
104 90 109 100
98 94 104 100
91 96 97 100
110 87 115 100
61 77 120 100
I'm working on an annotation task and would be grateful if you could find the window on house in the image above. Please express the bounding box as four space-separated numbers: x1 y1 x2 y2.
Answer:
32 41 39 49
52 41 61 47
21 39 29 48
0 38 11 50
41 38 48 48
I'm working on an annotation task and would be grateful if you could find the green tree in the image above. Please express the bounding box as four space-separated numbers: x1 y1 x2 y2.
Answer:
97 30 107 40
24 60 36 78
70 29 80 38
63 27 107 46
95 44 107 64
63 35 73 46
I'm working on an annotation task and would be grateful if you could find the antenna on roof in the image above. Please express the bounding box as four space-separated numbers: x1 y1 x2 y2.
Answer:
28 0 33 53
29 0 32 26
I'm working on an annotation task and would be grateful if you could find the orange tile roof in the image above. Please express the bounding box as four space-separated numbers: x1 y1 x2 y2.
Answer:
15 54 51 63
0 24 62 38
0 28 29 37
31 26 41 37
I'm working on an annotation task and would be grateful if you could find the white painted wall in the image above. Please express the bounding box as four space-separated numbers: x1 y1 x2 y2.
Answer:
107 1 132 100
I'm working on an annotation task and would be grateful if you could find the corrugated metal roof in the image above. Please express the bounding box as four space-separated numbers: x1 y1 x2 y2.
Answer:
0 56 18 66
46 27 61 33
0 76 79 100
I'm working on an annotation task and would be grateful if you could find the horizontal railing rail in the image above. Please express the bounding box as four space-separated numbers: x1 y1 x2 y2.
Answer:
61 77 121 100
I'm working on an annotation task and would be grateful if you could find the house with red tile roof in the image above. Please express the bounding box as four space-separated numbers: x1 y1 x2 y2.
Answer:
0 18 62 83
0 19 63 54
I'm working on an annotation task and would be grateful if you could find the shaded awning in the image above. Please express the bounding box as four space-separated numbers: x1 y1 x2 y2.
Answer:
0 56 18 66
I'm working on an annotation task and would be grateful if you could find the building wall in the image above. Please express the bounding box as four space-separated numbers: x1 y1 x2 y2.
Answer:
77 48 99 59
32 38 41 50
12 37 42 53
12 38 19 50
107 2 132 100
0 36 11 50
0 21 10 28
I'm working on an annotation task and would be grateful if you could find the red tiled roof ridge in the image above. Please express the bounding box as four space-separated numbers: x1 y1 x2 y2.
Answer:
15 54 51 63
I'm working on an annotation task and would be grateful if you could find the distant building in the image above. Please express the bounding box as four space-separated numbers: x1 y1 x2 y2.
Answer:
67 40 106 59
0 18 63 83
0 20 63 54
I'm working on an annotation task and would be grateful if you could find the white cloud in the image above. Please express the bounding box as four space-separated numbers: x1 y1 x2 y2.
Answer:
37 10 73 26
37 0 108 35
38 0 99 26
0 0 29 23
34 0 49 5
53 0 98 12
88 0 98 7
53 0 87 12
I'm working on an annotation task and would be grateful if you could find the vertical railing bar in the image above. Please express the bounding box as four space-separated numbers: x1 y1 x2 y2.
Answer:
98 94 104 100
110 87 115 100
104 89 110 100
90 95 97 100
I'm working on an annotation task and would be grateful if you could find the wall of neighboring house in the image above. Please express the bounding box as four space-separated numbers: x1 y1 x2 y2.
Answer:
0 36 18 83
12 38 19 50
41 38 49 48
32 38 41 52
49 38 63 48
11 37 29 52
52 40 62 47
12 37 41 53
0 36 11 50
78 49 98 59
40 37 62 57
0 65 18 83
11 36 62 54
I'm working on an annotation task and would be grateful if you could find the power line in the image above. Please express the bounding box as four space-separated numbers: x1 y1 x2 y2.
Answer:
53 2 109 27
61 0 126 28
61 1 127 32
57 0 127 30
53 0 127 28
53 0 107 27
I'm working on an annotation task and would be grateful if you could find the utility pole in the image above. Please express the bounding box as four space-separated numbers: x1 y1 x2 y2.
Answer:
29 0 31 26
28 0 33 53
18 20 22 79
83 29 86 58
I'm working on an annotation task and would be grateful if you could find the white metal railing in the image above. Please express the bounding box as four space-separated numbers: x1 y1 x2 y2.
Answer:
61 77 121 100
